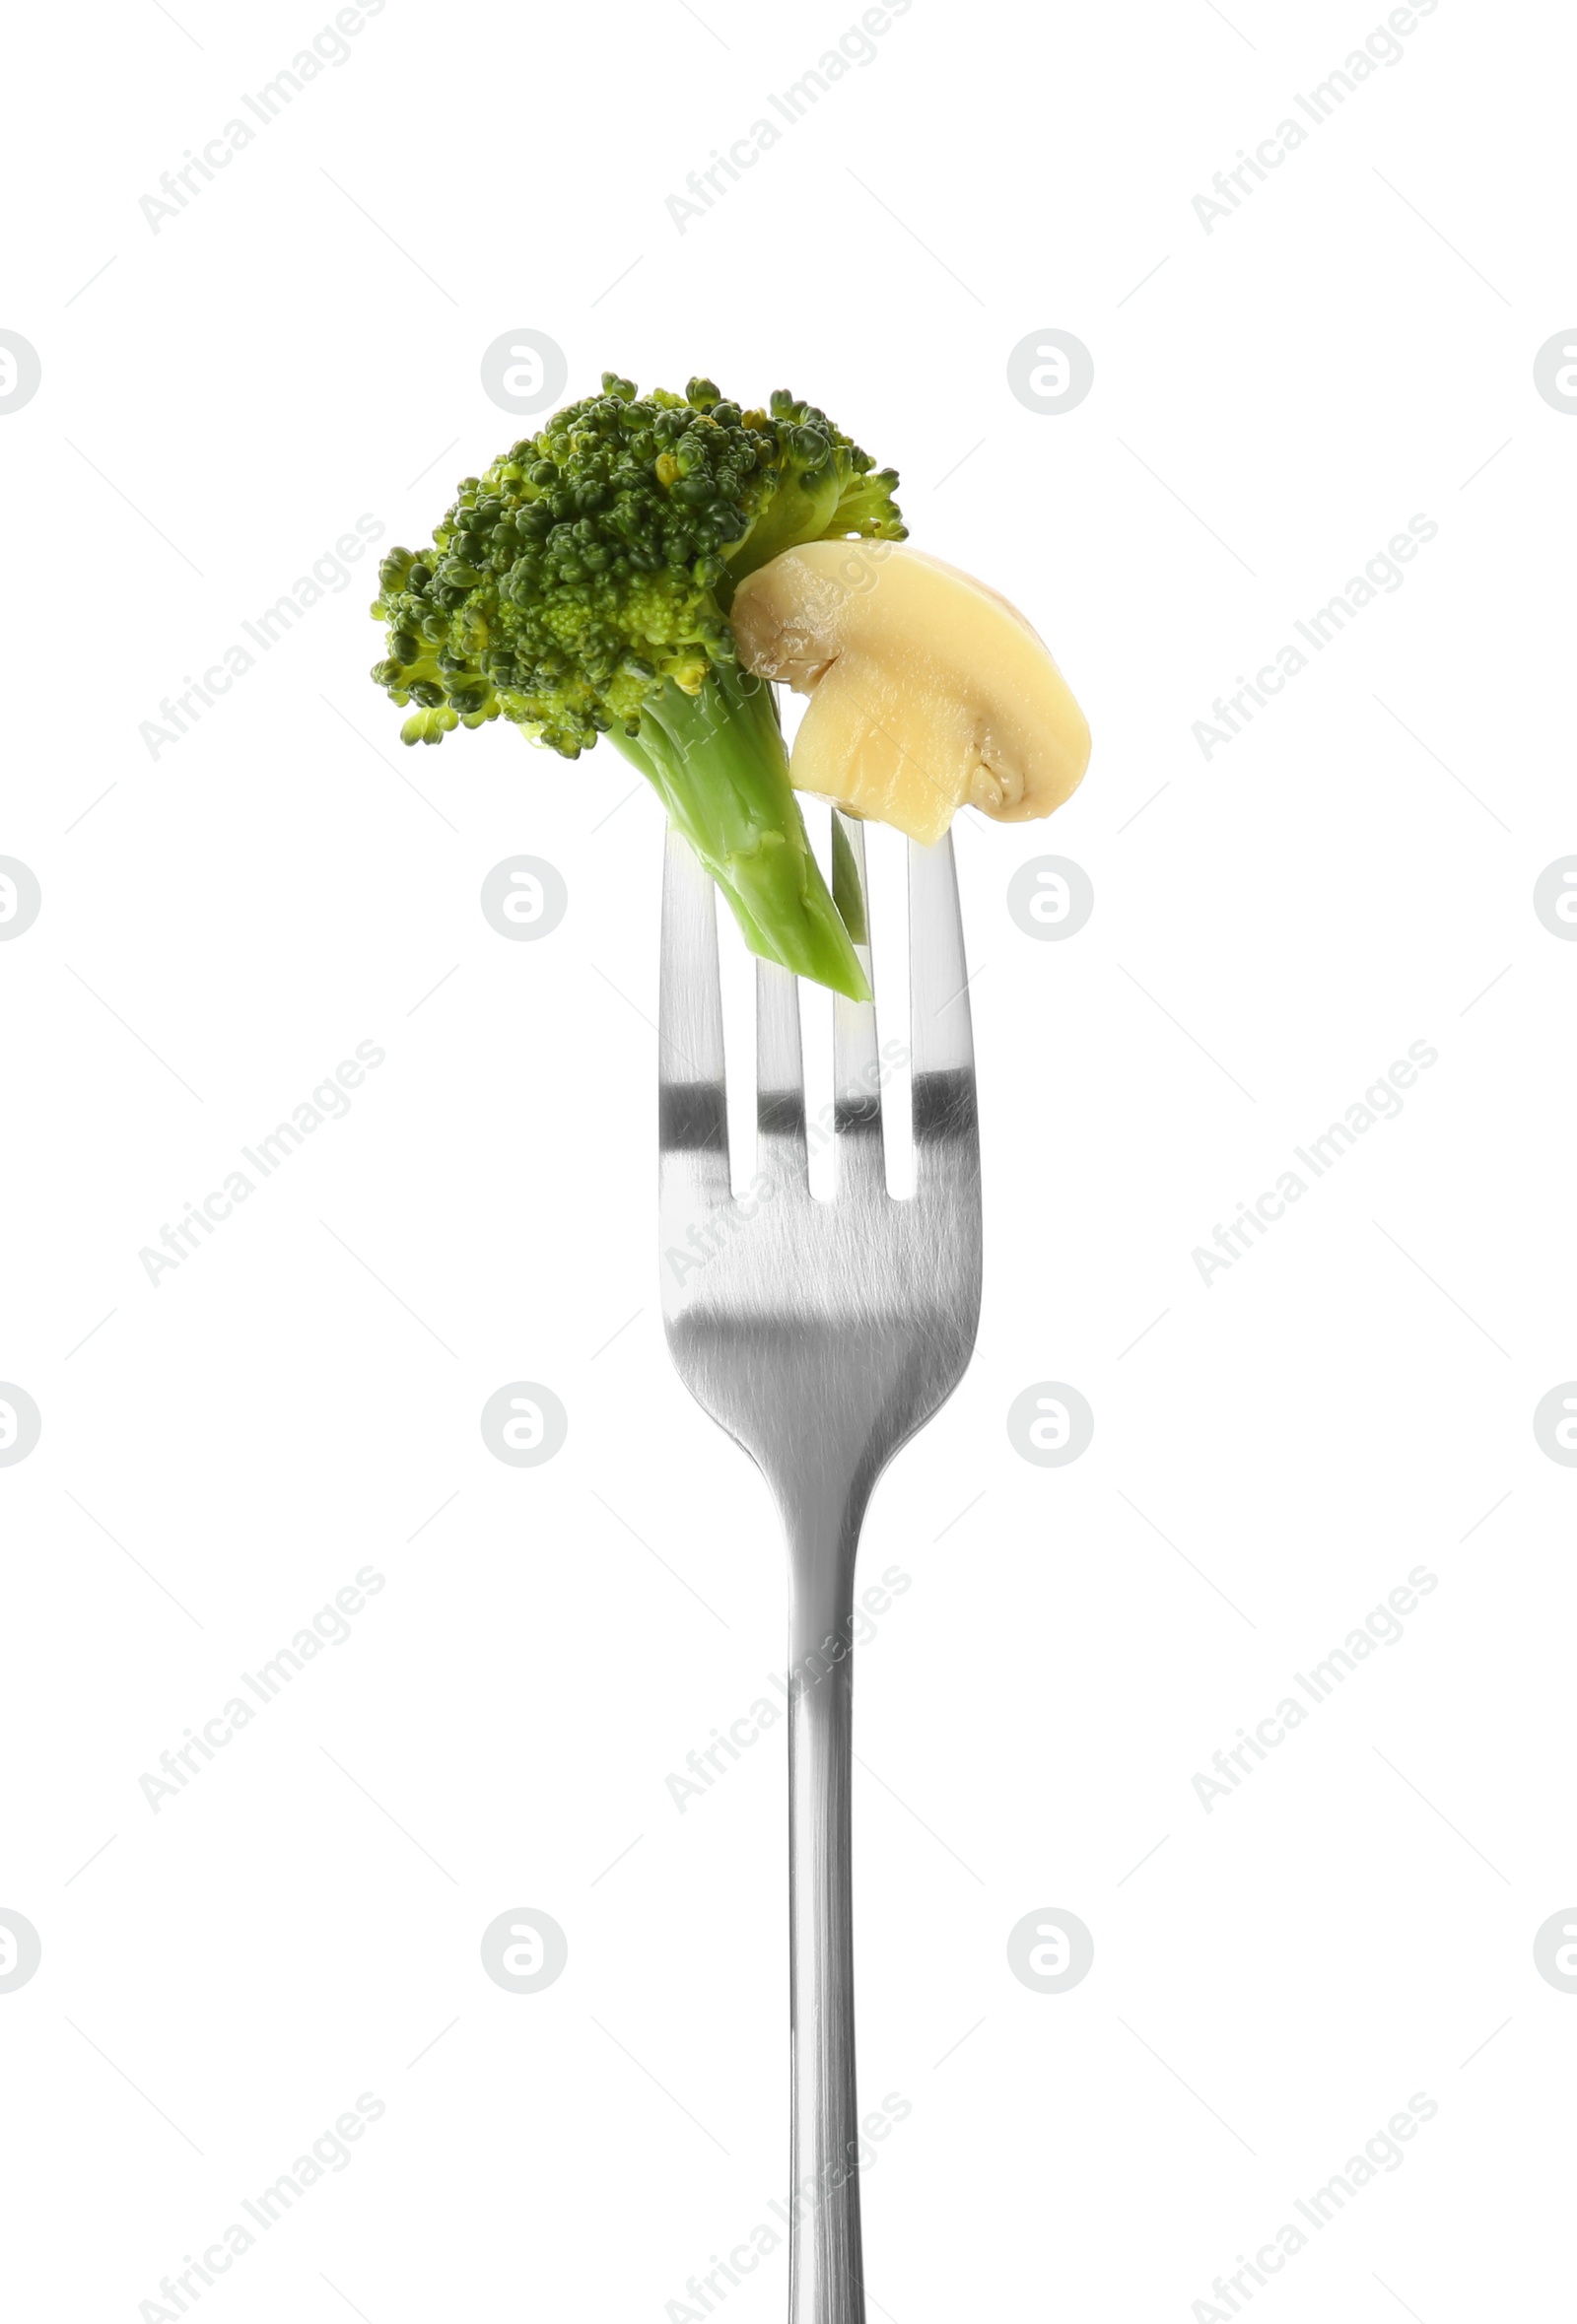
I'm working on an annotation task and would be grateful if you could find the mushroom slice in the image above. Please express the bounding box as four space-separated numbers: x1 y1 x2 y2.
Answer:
730 541 1091 847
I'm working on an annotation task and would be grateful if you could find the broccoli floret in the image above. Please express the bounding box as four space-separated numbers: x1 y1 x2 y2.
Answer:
369 374 905 998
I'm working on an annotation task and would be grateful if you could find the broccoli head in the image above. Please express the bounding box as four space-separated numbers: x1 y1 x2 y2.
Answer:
369 375 905 997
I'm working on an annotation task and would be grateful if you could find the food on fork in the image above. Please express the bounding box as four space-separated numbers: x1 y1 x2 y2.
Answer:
369 375 902 1001
368 372 1089 996
732 543 1091 849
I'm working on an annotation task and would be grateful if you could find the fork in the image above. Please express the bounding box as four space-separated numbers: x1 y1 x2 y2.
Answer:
658 809 984 2324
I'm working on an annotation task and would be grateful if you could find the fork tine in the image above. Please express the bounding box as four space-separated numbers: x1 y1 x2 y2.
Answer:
831 811 884 1196
908 832 978 1159
659 827 728 1193
757 959 808 1186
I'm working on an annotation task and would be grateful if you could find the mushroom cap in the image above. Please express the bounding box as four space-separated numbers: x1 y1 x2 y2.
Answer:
731 541 1090 846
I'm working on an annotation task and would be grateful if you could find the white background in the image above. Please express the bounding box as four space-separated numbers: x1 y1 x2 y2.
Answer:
3 1 1574 2317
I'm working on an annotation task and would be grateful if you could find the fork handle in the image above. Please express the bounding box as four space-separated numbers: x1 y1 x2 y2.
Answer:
787 1577 866 2324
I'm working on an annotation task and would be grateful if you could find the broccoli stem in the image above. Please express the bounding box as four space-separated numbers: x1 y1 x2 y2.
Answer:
609 667 871 1002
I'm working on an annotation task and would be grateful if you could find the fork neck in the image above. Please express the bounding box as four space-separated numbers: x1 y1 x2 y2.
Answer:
783 1487 864 1673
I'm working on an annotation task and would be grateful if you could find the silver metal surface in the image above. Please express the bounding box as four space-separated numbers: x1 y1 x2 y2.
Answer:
658 811 983 2324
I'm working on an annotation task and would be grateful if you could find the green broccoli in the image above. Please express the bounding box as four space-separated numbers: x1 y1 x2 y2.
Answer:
369 375 905 999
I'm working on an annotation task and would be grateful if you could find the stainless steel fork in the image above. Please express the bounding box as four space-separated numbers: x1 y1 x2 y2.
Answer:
657 810 983 2324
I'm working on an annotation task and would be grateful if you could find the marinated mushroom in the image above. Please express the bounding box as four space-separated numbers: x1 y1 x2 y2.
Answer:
731 541 1091 847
